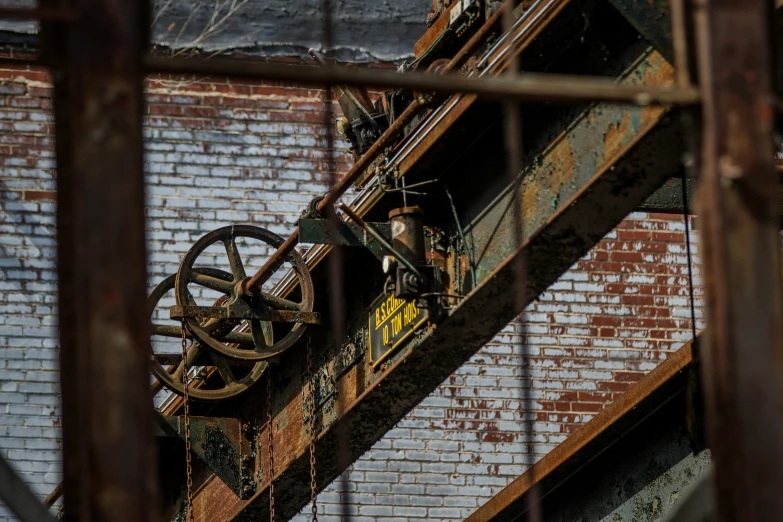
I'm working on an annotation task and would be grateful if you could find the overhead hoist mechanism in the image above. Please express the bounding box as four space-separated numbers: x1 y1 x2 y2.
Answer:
148 224 320 402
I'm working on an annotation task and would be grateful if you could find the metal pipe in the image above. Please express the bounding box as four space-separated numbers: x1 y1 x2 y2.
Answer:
0 7 75 21
144 56 700 107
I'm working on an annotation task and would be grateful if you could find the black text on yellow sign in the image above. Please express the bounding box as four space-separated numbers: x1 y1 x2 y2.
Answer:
368 293 427 368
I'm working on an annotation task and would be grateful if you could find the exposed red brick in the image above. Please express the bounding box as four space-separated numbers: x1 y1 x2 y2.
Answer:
23 190 56 200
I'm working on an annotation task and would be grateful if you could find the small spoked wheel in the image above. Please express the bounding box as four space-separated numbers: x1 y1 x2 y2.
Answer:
148 269 269 402
174 225 317 362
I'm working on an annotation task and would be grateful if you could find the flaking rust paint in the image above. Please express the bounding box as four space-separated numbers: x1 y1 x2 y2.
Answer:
474 48 675 277
599 51 676 163
194 353 355 521
546 136 577 198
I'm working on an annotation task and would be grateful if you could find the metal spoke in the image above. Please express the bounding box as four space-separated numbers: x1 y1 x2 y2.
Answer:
259 292 300 311
250 319 273 348
217 330 254 345
172 342 203 382
208 351 236 384
151 323 186 338
224 236 246 281
190 272 235 294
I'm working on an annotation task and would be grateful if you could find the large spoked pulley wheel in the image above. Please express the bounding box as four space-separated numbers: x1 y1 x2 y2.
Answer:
174 225 317 362
148 269 270 402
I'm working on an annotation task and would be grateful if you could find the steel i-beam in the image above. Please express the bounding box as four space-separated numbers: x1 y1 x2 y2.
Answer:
41 0 159 521
694 0 783 519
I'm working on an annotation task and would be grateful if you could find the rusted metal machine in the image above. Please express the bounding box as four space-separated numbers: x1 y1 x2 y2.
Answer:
2 0 777 520
142 1 705 520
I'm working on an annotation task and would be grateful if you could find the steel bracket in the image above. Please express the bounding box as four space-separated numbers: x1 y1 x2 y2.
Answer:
155 413 259 499
299 218 392 262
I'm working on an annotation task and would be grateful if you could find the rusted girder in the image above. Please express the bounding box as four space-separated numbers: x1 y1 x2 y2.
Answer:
694 0 783 520
464 339 696 522
185 45 682 521
40 0 159 521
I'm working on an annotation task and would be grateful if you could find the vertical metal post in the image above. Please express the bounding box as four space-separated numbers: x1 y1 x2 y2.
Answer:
694 0 783 520
40 0 159 521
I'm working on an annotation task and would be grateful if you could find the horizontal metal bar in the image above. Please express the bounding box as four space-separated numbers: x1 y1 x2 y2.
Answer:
0 7 75 21
144 56 700 107
0 452 57 522
299 218 391 261
170 305 321 324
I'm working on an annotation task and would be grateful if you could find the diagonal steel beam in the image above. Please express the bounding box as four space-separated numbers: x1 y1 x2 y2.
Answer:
0 453 57 522
464 338 697 522
186 47 682 521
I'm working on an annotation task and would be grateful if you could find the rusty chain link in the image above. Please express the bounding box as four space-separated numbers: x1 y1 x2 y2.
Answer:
307 333 318 522
181 320 194 522
267 368 275 522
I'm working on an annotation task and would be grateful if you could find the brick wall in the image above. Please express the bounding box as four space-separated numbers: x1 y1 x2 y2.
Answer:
0 65 703 521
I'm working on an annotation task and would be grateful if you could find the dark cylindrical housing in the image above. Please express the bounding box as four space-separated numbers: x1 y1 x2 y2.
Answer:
389 206 425 267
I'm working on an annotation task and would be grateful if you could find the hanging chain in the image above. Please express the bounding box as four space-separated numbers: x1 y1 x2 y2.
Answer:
267 368 275 522
181 320 194 522
307 333 318 522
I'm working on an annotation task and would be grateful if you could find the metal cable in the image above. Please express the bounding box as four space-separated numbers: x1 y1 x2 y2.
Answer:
444 185 477 288
500 1 541 522
680 176 698 342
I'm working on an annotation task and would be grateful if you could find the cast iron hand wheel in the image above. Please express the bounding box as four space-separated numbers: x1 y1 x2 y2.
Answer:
148 269 270 402
173 225 317 361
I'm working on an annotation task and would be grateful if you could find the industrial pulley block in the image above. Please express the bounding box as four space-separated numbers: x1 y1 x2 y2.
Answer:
148 224 320 402
300 205 444 302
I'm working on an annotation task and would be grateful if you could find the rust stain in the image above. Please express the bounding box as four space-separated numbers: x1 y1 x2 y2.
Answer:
603 111 633 162
521 177 540 222
546 136 576 196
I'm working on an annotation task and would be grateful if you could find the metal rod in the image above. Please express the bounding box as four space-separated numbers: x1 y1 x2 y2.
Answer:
338 203 421 278
0 7 75 21
0 453 57 522
42 0 160 520
43 481 62 509
144 56 700 107
242 98 424 293
694 0 783 519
